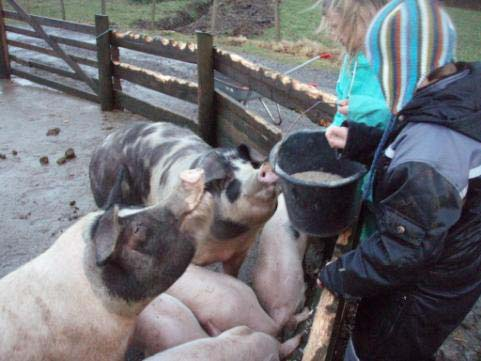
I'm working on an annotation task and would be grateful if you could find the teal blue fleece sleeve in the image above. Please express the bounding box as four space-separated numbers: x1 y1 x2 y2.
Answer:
332 53 391 128
347 95 392 128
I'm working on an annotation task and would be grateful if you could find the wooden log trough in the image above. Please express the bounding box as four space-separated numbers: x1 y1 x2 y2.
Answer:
0 3 349 360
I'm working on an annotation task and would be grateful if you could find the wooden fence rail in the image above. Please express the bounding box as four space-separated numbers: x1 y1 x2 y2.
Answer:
113 62 198 104
3 9 95 34
112 31 197 64
5 24 96 51
7 39 98 67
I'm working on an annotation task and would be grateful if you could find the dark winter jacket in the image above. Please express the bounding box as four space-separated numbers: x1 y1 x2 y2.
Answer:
319 62 481 360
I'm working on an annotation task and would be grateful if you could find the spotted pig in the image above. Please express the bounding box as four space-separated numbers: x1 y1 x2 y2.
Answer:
89 122 279 276
0 168 214 361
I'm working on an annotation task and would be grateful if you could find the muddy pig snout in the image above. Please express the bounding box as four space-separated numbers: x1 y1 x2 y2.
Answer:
258 163 279 184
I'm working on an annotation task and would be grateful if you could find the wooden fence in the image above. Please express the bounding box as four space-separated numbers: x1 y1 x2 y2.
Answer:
0 2 344 360
0 0 335 156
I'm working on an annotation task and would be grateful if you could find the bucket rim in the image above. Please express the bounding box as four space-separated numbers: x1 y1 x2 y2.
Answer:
271 128 367 188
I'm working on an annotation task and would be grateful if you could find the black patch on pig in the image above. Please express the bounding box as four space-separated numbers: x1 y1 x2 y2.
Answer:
225 179 242 203
97 209 196 302
210 218 249 240
123 123 150 145
158 148 202 188
191 150 234 184
289 225 301 239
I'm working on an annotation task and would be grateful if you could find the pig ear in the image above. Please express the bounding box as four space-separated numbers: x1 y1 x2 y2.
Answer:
180 168 206 212
237 144 253 161
104 167 127 210
196 151 228 183
93 205 122 266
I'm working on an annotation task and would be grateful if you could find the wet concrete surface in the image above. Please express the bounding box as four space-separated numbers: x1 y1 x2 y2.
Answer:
0 78 146 277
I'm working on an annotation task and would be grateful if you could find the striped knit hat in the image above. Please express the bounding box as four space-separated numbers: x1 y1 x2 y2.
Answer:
365 0 457 114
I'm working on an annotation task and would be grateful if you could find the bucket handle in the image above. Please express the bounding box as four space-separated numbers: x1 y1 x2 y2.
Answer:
268 140 282 173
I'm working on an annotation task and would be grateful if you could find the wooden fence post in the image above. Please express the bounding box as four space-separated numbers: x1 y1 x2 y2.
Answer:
95 14 114 111
0 0 10 79
196 31 216 146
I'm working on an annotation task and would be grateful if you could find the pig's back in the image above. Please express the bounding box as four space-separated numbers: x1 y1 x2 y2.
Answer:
90 122 210 207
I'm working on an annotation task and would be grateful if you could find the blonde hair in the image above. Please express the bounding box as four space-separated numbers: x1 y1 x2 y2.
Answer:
316 0 387 56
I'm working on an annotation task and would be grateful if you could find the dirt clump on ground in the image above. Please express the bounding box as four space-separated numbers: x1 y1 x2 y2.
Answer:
179 0 275 37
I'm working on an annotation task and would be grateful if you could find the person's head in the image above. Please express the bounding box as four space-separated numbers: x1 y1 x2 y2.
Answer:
365 0 457 113
317 0 388 56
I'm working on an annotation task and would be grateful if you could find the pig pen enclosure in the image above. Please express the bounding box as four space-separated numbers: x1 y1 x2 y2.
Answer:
0 1 479 360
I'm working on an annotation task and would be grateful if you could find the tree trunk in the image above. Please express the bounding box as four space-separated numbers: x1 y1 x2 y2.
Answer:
211 0 219 34
59 0 66 20
151 0 156 30
101 0 106 15
274 0 281 41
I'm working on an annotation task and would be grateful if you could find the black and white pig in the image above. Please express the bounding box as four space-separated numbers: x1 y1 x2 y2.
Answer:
89 122 279 276
0 168 214 361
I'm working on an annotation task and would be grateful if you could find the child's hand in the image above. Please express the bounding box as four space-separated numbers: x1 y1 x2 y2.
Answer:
337 99 349 115
326 126 348 149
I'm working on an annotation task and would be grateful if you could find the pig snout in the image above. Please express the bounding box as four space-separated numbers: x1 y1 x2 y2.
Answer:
257 163 279 184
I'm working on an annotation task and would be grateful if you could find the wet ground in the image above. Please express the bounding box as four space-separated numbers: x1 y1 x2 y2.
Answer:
0 79 146 277
1 26 480 360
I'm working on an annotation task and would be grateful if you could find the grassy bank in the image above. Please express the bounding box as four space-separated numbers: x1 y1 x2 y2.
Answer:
6 0 201 29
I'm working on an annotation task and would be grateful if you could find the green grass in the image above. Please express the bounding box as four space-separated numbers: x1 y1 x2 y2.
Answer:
446 7 481 62
259 0 338 48
6 0 197 29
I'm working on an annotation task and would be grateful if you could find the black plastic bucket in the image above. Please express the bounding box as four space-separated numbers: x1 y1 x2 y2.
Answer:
269 129 367 237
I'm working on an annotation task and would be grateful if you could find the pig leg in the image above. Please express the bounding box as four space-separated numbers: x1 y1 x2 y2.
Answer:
279 333 303 359
285 307 311 333
222 249 248 277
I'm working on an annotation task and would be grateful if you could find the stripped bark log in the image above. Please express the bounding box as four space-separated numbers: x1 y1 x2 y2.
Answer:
112 31 197 64
215 49 336 122
113 62 198 104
